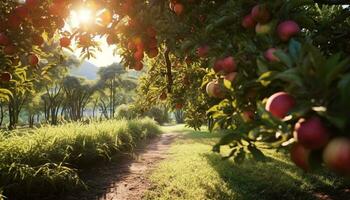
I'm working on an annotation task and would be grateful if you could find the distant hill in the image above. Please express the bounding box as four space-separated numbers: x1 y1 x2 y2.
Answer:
69 61 99 80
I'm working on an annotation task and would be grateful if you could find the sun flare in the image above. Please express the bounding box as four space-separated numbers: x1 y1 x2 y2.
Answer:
69 8 94 28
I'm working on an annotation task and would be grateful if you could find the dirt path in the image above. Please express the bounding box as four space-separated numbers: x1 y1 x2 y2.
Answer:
65 132 177 200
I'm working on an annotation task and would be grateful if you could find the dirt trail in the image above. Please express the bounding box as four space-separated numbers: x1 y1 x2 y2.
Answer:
65 132 177 200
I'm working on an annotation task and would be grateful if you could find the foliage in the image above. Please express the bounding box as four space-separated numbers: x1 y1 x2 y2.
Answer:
1 0 350 174
0 118 161 199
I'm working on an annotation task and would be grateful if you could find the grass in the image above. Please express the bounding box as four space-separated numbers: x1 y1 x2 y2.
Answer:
144 125 350 200
0 117 161 200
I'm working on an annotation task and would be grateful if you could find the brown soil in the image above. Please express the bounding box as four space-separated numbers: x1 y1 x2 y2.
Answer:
64 132 177 200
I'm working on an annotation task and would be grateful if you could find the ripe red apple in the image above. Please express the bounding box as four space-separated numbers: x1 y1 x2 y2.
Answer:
264 48 279 62
175 103 183 110
206 81 225 99
3 45 16 55
213 59 224 73
277 20 300 41
28 54 39 66
134 61 143 71
106 35 117 45
265 92 295 119
134 50 144 61
32 35 44 46
197 45 209 58
0 33 10 46
323 137 350 175
242 110 254 122
224 72 237 82
25 0 38 9
173 3 184 15
60 37 71 47
79 35 90 46
159 92 167 101
251 5 271 23
14 6 29 19
290 142 311 171
148 37 158 49
7 14 22 29
0 72 12 82
222 56 237 73
293 116 329 150
255 23 272 34
147 48 159 58
242 14 256 29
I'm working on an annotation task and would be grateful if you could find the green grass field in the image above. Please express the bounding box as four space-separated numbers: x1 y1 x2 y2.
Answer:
145 125 350 200
0 118 161 200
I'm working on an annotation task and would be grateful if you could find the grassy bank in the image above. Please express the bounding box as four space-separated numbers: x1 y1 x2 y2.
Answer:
0 118 161 200
145 125 349 200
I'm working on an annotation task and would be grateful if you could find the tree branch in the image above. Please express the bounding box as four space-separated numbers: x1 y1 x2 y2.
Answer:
164 47 173 94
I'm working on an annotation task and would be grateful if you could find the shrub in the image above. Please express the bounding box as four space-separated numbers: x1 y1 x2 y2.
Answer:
0 118 161 199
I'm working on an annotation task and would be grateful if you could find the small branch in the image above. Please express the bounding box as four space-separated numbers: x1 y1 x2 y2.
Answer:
314 0 350 5
164 48 173 94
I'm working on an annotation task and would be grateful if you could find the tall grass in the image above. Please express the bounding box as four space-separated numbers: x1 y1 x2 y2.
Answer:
0 117 161 199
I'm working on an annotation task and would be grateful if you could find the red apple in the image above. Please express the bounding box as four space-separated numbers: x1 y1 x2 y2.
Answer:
255 23 272 34
79 35 90 46
3 45 16 55
265 92 295 119
0 33 10 46
277 20 300 42
134 61 143 71
7 14 22 29
60 37 71 47
224 72 237 82
242 14 256 29
0 72 12 82
32 35 44 46
206 81 225 99
28 54 39 66
14 6 29 19
106 35 118 45
175 103 183 110
159 92 167 101
222 56 237 73
173 3 184 15
251 5 271 23
148 37 158 49
323 137 350 175
213 59 224 73
264 48 279 62
25 0 38 9
242 111 254 122
293 116 330 150
134 50 144 61
197 45 210 58
147 48 159 58
290 142 311 171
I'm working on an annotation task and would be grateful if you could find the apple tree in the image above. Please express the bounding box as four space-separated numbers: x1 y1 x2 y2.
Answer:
1 0 350 175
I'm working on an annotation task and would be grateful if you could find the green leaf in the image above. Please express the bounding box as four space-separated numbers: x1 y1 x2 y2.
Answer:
258 71 277 86
274 68 304 88
288 39 301 63
275 50 293 68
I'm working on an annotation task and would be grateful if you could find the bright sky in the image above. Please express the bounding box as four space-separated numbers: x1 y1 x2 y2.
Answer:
67 8 122 67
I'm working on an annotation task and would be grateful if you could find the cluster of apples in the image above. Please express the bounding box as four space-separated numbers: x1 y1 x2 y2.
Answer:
127 25 159 71
205 54 238 99
242 4 300 39
169 0 184 16
266 92 350 175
